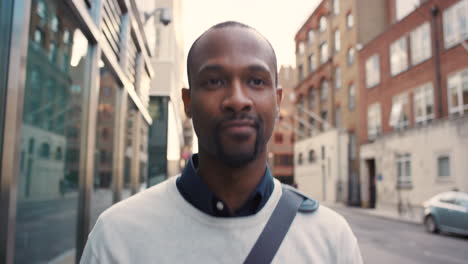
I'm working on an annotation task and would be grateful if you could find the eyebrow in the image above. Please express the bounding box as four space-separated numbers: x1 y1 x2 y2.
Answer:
196 64 272 76
197 64 225 75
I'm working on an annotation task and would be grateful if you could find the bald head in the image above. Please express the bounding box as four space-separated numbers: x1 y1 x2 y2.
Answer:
186 21 278 88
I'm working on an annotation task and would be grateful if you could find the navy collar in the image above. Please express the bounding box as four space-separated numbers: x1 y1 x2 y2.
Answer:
176 154 274 217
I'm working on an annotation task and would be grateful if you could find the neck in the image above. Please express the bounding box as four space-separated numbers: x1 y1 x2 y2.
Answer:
197 150 267 213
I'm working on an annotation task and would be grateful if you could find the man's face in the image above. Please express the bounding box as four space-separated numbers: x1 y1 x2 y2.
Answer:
183 27 282 168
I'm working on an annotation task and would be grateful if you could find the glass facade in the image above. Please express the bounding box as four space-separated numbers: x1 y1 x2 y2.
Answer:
91 63 120 227
1 0 154 263
14 1 90 262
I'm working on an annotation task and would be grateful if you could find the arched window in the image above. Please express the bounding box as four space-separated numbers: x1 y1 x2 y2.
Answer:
55 147 63 160
36 0 47 23
40 142 50 159
50 16 59 33
347 47 355 65
319 16 327 32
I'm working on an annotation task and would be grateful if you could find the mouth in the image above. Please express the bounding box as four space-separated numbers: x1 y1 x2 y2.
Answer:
219 120 257 135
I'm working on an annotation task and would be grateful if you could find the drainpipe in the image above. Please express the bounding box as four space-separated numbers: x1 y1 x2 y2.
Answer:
431 5 443 119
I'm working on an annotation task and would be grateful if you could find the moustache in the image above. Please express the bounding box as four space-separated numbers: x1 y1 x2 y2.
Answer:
216 113 261 130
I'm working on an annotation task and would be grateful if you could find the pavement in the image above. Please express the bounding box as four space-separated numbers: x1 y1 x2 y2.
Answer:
325 202 423 225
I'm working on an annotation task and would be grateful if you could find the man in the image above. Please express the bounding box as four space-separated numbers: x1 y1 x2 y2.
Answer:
80 21 363 263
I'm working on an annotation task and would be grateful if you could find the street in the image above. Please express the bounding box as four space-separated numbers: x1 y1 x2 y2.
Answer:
334 206 468 264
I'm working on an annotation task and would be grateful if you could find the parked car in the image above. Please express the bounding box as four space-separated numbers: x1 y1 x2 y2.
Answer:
423 191 468 236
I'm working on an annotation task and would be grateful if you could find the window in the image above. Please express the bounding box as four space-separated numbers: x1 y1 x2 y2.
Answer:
39 142 50 159
366 54 380 88
443 0 468 49
308 29 315 44
308 89 315 109
298 41 305 54
390 93 410 130
55 147 63 161
298 95 304 115
348 84 356 110
367 103 382 140
437 156 451 178
308 54 315 73
349 133 357 160
298 64 304 81
63 30 70 44
36 0 47 22
33 28 44 46
334 30 340 52
414 83 434 124
347 13 354 28
396 154 412 186
410 22 431 65
308 150 316 163
390 37 408 76
320 42 328 64
321 106 328 130
447 68 468 116
298 153 303 165
274 133 284 144
335 67 341 89
335 107 342 130
333 0 340 15
320 79 328 101
308 117 315 134
347 47 355 66
49 42 58 63
50 16 59 32
396 0 420 21
319 16 327 32
274 154 294 166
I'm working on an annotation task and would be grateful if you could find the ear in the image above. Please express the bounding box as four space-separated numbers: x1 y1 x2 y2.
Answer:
181 88 192 118
276 87 283 113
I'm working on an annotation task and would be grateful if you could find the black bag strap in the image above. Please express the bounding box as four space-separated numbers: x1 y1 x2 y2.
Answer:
243 185 304 264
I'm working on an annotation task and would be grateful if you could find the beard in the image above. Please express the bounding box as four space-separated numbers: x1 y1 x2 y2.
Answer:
213 113 265 168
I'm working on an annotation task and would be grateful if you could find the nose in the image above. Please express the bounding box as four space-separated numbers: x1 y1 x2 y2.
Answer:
221 79 253 114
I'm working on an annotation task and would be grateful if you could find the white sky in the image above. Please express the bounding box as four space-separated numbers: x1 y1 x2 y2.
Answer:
182 0 320 68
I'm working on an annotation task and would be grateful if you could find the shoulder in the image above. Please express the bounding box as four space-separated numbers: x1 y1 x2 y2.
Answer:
281 184 320 213
97 177 176 228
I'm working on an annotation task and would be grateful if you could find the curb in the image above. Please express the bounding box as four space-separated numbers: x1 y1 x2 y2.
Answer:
328 204 423 226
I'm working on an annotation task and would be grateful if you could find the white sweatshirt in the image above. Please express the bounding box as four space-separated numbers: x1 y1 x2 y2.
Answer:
80 177 363 263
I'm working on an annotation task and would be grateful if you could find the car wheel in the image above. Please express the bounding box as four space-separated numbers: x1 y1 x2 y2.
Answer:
425 215 439 234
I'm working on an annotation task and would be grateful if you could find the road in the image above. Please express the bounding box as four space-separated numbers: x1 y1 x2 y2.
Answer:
334 206 468 264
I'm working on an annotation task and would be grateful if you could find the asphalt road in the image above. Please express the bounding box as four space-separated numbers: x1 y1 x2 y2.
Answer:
334 206 468 264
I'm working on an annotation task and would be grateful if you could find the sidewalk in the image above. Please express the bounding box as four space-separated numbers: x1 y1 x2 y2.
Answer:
326 202 423 225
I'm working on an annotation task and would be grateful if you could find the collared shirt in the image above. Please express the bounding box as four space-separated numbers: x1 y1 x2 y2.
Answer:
176 154 274 217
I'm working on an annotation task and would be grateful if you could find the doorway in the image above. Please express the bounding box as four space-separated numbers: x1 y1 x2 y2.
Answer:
366 159 377 208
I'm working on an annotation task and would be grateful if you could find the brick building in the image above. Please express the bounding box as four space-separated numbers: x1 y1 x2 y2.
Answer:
293 0 388 204
358 0 468 209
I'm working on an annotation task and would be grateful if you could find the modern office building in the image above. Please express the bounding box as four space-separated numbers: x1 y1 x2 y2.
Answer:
358 0 468 210
140 0 187 184
0 0 155 263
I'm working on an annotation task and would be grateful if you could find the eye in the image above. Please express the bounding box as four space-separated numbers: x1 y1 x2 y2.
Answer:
206 78 225 88
248 78 266 86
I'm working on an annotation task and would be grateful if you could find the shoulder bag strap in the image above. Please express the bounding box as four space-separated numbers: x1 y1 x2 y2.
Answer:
243 186 304 264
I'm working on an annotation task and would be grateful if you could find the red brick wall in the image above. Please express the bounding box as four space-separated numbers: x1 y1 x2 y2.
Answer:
358 0 468 145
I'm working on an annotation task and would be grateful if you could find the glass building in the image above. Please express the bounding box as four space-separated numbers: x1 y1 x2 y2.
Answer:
0 0 154 263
